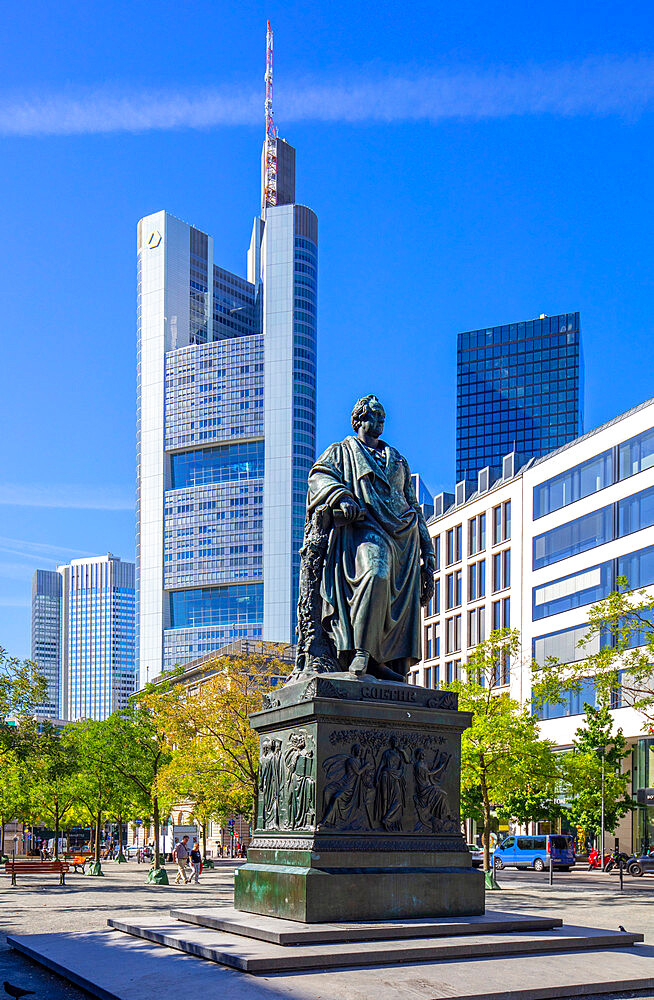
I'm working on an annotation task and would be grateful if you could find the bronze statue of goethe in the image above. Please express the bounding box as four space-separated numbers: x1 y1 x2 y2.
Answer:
294 394 435 684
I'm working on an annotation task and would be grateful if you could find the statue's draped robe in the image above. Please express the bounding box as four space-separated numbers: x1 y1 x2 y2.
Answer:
307 436 432 666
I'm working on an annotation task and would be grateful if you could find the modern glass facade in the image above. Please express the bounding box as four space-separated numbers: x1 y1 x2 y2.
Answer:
137 138 317 679
31 569 62 719
66 555 136 721
456 312 584 484
30 555 136 721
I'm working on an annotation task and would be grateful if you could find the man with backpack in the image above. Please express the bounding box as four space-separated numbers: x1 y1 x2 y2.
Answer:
173 835 191 884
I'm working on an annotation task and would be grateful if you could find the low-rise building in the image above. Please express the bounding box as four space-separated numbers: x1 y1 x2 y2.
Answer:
419 396 654 852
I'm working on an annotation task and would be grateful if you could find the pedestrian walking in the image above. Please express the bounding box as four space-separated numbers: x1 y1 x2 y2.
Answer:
173 835 192 884
190 841 202 883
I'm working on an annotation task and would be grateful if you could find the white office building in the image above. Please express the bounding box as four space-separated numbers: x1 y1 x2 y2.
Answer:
419 396 654 852
137 137 317 683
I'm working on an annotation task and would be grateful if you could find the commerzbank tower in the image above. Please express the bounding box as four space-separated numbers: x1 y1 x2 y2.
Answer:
136 24 317 682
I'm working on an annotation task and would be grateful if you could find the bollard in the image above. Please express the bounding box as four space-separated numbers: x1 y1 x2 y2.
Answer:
549 853 553 886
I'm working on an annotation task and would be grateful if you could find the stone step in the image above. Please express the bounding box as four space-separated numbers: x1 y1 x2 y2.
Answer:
9 926 654 1000
169 905 562 945
106 915 643 973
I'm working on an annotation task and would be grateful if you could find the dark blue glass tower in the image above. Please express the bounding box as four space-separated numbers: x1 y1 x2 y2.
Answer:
456 312 584 484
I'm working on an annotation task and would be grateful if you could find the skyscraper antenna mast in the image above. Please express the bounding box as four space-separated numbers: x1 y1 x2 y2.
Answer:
264 20 278 212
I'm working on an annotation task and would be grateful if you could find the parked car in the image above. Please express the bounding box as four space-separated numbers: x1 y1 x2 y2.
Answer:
466 843 484 868
627 852 654 876
493 834 575 871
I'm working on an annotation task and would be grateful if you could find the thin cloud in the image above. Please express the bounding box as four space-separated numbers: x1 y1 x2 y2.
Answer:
0 536 92 564
0 55 652 137
0 484 133 510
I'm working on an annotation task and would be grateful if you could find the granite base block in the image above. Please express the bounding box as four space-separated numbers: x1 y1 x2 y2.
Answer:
234 862 484 923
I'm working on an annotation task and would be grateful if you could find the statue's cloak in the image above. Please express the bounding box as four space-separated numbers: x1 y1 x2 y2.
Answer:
306 435 430 666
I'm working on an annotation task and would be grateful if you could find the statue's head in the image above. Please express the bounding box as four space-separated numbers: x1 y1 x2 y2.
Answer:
262 739 272 755
352 743 361 757
351 394 385 437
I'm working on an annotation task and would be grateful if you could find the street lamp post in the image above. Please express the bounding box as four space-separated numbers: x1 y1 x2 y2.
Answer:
600 748 606 870
593 744 606 870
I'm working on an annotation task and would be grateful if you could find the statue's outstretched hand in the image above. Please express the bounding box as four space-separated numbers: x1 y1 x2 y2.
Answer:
420 565 434 607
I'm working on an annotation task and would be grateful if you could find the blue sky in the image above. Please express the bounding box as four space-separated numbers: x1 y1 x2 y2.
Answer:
1 0 653 659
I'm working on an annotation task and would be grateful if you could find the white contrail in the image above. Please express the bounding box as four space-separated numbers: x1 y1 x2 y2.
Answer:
0 55 652 136
0 484 133 510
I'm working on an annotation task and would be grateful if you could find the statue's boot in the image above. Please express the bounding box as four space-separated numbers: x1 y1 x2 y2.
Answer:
349 649 370 677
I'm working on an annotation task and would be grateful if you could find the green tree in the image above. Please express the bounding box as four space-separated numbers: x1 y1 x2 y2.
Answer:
29 724 79 859
158 739 251 859
65 720 128 875
102 681 181 882
563 701 632 843
160 648 291 820
448 629 560 872
0 753 32 857
0 649 47 762
532 579 654 728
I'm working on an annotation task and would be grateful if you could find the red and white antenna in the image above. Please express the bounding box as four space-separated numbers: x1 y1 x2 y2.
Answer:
263 20 278 212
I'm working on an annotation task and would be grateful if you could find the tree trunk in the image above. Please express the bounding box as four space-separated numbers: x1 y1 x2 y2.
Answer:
0 814 5 856
479 772 492 872
89 819 95 854
201 820 207 861
117 816 125 861
54 799 60 861
153 796 161 869
95 810 102 863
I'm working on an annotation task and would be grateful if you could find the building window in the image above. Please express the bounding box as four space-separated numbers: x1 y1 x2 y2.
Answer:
446 569 462 609
491 598 509 631
446 614 462 653
446 525 463 565
533 623 601 666
434 535 441 570
619 428 654 480
493 501 511 544
492 548 510 591
424 623 439 660
468 559 486 600
424 666 432 688
468 513 487 556
467 606 486 648
618 483 654 537
445 659 461 684
533 449 613 518
533 504 613 570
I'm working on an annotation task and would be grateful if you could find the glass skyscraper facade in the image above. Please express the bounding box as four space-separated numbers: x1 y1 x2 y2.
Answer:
456 312 584 484
31 569 62 719
137 138 317 681
30 554 136 721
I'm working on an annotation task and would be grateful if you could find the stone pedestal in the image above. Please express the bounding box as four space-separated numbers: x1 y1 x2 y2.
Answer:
234 674 484 923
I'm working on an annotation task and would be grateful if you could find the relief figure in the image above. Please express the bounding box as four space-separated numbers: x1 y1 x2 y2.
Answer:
284 731 315 830
413 748 452 832
374 734 410 831
321 743 375 830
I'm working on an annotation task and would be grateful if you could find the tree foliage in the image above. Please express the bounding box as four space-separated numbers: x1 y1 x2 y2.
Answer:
159 648 291 817
532 579 654 729
562 701 632 840
448 629 559 871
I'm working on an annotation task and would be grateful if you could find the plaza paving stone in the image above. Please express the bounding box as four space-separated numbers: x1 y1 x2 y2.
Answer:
3 860 654 999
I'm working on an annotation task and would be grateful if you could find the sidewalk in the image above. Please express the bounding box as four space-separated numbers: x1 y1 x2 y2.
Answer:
1 861 653 1000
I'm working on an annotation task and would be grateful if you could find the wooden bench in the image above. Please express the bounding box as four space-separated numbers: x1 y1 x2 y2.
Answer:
5 860 69 886
66 855 88 874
